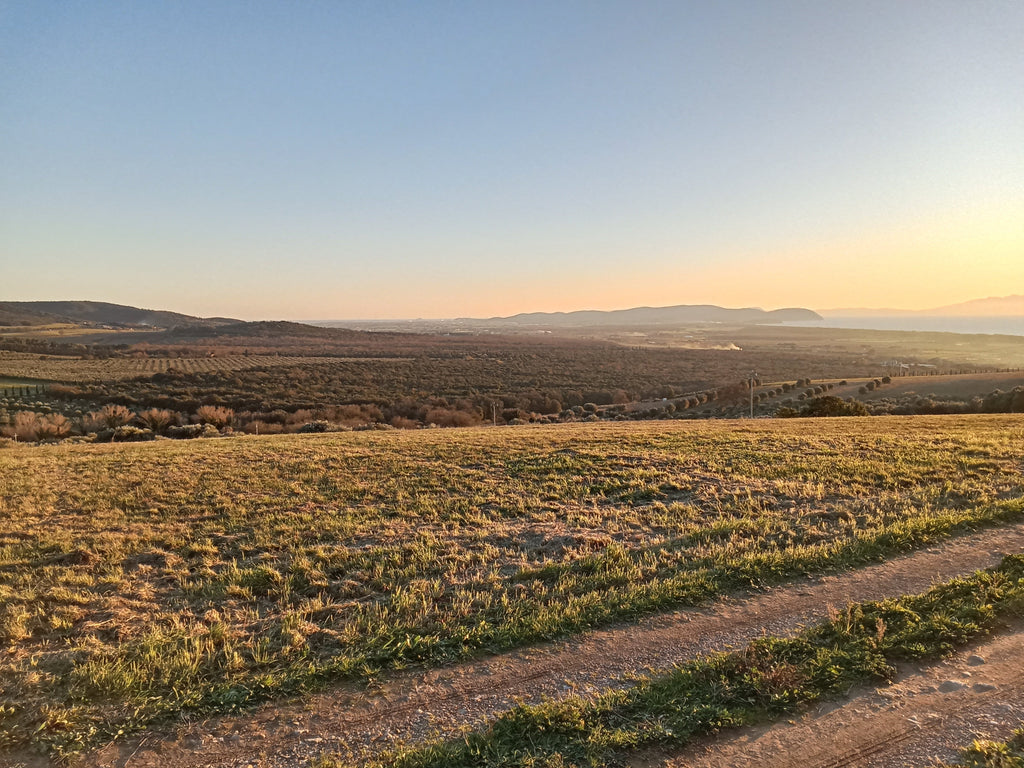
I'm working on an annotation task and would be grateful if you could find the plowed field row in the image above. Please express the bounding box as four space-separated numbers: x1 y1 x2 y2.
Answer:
0 352 375 382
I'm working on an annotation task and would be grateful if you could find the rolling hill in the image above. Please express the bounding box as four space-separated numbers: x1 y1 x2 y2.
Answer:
820 295 1024 318
0 301 239 329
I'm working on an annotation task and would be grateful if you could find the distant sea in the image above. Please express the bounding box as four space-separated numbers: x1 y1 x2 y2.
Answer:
784 316 1024 337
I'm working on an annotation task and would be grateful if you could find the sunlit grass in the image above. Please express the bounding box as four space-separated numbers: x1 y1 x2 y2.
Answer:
336 554 1024 768
1 415 1023 756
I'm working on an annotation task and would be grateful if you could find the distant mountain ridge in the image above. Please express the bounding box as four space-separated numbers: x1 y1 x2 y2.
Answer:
470 304 822 327
0 301 239 329
927 295 1024 317
820 295 1024 318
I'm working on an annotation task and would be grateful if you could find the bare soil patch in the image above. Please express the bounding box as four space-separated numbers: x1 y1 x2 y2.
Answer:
55 521 1024 768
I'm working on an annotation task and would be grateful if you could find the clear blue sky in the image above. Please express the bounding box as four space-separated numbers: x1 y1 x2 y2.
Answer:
2 1 1022 319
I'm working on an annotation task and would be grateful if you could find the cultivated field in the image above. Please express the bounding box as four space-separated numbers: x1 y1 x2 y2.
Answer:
854 370 1024 400
0 351 367 383
2 415 1024 764
652 324 1024 370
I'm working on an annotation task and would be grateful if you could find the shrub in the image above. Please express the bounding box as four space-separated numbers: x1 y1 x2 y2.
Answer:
285 409 316 426
242 420 284 435
390 416 419 430
48 384 84 400
326 404 383 427
799 396 869 417
137 408 177 434
6 412 73 442
110 426 155 442
168 423 220 439
424 407 479 428
35 414 72 441
194 405 234 429
12 412 44 441
86 404 134 430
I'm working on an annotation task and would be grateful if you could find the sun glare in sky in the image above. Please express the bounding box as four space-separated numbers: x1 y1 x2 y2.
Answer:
1 2 1022 319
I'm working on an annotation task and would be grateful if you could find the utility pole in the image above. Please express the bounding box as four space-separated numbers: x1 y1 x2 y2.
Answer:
749 371 757 419
492 402 498 427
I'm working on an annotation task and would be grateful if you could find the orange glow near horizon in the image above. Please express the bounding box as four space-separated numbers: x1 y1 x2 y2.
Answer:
270 202 1023 320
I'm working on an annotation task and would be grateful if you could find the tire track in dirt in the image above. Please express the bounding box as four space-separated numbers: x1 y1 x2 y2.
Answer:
48 522 1024 767
651 622 1024 768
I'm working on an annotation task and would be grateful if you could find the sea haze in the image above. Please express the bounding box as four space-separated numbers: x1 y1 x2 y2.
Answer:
785 316 1024 337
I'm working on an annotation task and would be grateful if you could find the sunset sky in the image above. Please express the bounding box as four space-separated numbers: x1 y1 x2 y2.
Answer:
2 2 1022 320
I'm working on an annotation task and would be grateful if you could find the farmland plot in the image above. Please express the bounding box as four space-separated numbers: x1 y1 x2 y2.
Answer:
0 351 362 383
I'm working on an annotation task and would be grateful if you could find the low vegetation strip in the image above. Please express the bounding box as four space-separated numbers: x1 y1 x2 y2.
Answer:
1 417 1023 757
942 726 1024 767
335 555 1024 768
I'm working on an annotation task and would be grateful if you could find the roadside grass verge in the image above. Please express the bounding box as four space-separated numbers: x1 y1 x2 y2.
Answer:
328 554 1024 768
1 417 1023 756
942 726 1024 767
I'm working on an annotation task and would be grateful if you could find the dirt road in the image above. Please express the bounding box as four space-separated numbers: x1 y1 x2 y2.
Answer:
653 624 1024 768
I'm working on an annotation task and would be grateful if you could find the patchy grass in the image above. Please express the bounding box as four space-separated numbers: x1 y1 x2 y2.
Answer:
1 416 1023 756
942 726 1024 767
332 555 1024 768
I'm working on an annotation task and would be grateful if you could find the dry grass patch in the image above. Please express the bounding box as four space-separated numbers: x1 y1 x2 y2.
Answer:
1 416 1023 756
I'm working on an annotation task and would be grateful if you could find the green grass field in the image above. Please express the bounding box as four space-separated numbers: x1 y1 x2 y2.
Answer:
2 415 1023 756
